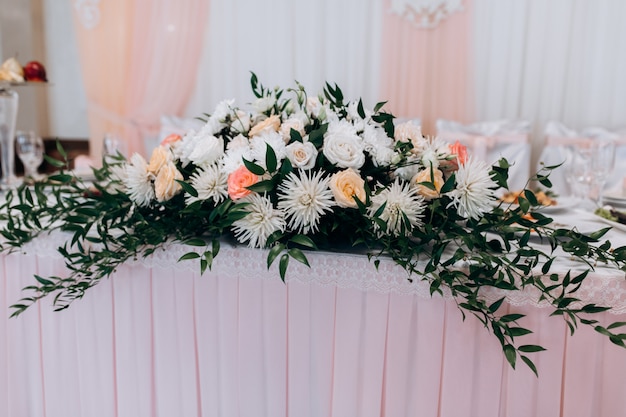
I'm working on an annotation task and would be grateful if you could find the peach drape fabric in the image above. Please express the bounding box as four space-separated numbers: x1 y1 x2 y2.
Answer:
72 0 209 162
379 0 473 135
3 248 626 416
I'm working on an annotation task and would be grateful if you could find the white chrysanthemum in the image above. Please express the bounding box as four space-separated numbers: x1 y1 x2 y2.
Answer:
362 124 394 166
368 179 425 237
448 157 497 220
186 165 229 205
250 131 286 170
232 194 286 248
417 136 448 169
124 153 155 207
204 99 236 134
277 171 335 234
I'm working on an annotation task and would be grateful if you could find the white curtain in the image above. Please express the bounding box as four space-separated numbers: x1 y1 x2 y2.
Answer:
185 0 384 117
472 0 626 167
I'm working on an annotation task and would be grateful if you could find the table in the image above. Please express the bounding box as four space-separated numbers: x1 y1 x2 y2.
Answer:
1 209 626 417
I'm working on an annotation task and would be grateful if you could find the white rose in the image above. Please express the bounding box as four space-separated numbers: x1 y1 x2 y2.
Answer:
421 149 440 170
253 96 276 113
280 117 306 142
322 121 365 169
285 141 318 170
185 134 225 168
231 110 251 133
227 134 250 151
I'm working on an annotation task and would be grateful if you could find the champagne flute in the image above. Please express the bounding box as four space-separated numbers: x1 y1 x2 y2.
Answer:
15 131 44 180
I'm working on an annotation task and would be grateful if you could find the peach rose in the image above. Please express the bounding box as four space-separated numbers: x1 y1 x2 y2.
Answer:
449 140 468 166
154 161 183 202
412 168 445 200
147 146 171 175
329 169 366 208
160 133 182 147
227 165 260 200
248 115 281 137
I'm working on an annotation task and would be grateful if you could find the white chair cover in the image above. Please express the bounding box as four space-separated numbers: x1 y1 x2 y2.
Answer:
436 119 531 191
538 121 626 197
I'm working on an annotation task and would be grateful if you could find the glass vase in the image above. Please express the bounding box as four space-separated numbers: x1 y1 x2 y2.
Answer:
0 88 19 187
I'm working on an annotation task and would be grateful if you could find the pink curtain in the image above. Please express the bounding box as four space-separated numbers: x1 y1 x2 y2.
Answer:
72 0 209 162
380 0 474 135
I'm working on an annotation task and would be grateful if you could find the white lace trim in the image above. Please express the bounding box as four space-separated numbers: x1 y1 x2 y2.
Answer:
74 0 101 30
19 230 626 314
389 0 464 29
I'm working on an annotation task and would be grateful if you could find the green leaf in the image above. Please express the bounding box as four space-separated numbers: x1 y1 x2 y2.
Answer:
56 140 68 159
246 179 275 193
488 297 505 313
503 344 517 369
177 180 198 197
265 143 277 172
500 313 524 323
178 252 201 261
520 355 538 377
267 243 285 268
279 253 289 281
288 248 310 267
518 344 546 353
35 275 54 286
44 154 65 168
290 234 317 249
607 321 626 330
184 238 207 247
242 158 265 175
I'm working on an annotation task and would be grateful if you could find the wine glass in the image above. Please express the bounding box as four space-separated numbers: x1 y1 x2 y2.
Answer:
565 138 616 208
15 131 44 180
590 137 616 206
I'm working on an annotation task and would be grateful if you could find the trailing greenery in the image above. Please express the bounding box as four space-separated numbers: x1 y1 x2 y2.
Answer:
1 76 626 376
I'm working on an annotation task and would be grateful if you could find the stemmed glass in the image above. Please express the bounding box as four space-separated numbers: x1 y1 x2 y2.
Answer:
565 138 616 209
15 131 44 180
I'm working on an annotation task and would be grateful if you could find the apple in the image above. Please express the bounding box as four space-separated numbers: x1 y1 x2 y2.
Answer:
23 61 47 82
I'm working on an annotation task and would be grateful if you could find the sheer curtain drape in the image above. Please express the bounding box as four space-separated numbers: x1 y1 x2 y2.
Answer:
184 0 383 119
472 0 626 165
72 0 209 161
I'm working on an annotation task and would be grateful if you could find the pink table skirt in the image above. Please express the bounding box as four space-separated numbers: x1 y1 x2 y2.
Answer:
1 247 626 417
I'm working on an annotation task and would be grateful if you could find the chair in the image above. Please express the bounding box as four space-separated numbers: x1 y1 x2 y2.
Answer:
436 119 531 191
538 121 626 197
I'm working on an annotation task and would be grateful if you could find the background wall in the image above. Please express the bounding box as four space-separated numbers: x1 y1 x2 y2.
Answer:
1 0 625 169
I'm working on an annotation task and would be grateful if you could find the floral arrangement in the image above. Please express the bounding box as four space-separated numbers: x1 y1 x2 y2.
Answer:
2 74 626 375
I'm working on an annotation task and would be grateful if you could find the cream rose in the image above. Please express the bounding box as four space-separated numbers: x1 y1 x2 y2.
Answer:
232 110 251 133
154 161 183 202
249 115 281 137
279 117 306 142
329 169 366 208
394 121 427 153
412 168 445 200
323 121 365 169
147 146 171 175
285 141 318 170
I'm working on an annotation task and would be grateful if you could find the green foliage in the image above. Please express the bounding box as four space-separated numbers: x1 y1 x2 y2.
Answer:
1 77 626 378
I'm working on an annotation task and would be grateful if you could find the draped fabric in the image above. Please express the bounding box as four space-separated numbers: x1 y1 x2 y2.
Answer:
71 0 209 162
3 241 626 417
472 0 626 159
379 0 474 136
